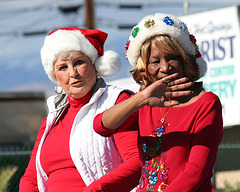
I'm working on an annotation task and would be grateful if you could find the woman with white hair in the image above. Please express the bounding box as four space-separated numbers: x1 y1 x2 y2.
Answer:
19 28 143 192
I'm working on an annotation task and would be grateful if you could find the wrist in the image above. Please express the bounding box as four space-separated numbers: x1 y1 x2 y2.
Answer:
133 91 149 109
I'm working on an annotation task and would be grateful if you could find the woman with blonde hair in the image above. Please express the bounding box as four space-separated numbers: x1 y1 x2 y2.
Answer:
94 13 223 191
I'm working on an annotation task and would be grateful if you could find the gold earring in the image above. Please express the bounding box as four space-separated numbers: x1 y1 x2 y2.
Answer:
54 85 63 94
96 72 100 79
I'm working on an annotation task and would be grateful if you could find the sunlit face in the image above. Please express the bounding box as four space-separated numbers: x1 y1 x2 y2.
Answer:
147 42 184 81
54 52 97 100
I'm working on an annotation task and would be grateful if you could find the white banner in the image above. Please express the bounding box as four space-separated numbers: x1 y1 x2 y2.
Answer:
181 6 240 127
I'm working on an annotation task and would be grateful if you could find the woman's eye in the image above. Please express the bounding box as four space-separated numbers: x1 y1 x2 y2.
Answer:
74 60 84 66
59 66 67 71
166 55 178 61
149 60 159 65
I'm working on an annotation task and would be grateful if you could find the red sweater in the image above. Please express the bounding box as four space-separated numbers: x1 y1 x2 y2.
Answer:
94 92 223 192
19 91 141 192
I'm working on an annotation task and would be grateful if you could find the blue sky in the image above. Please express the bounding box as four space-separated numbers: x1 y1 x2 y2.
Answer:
1 0 240 96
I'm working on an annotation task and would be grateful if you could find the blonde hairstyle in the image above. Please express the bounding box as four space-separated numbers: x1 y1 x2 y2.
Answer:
130 35 199 90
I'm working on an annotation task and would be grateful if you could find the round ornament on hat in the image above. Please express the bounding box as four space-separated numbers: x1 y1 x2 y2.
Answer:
95 50 121 77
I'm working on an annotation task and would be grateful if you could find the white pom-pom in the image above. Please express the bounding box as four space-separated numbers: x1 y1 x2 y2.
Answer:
95 50 121 77
196 57 207 79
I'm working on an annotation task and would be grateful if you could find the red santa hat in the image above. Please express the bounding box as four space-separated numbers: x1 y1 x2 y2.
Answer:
125 13 207 79
41 28 121 82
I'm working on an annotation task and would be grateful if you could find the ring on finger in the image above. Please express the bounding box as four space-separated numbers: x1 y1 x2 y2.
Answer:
167 82 171 87
162 77 167 83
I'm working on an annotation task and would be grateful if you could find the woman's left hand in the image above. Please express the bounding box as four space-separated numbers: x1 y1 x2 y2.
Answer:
141 73 193 107
101 73 193 129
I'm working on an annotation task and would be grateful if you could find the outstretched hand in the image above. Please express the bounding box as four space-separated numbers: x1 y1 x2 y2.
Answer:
141 73 193 107
101 73 193 130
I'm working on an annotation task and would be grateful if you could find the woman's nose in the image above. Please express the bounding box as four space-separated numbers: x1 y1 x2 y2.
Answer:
159 60 169 73
69 67 78 77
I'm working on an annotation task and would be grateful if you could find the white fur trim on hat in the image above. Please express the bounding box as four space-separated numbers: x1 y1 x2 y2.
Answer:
95 50 121 77
196 57 207 78
125 12 207 79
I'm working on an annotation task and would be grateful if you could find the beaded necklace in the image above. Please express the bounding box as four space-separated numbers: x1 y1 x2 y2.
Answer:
139 107 171 191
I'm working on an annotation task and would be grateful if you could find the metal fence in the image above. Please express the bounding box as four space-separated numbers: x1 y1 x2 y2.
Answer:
213 144 240 191
0 144 239 192
0 146 31 192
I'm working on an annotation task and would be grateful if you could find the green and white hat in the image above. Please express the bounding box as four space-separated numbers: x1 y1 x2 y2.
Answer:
125 13 207 78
